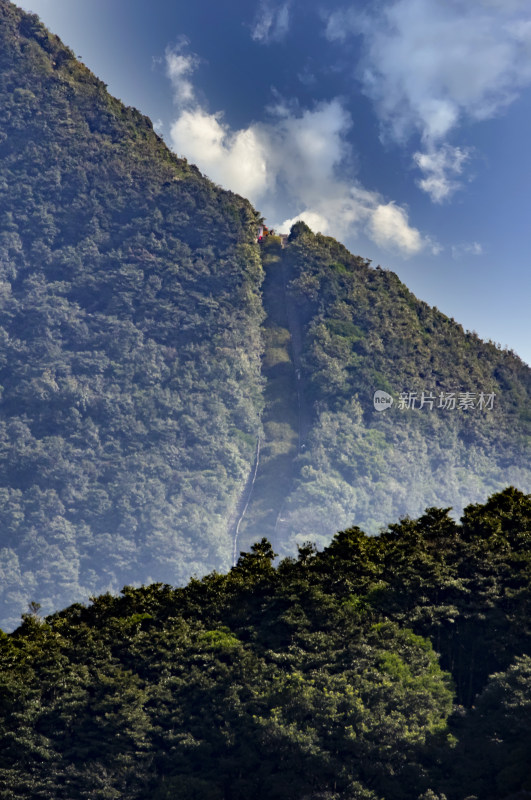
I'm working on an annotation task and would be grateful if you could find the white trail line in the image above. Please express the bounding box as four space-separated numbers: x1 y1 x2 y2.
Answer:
232 438 261 566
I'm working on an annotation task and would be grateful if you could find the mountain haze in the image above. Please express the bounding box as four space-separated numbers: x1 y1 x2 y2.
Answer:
0 0 529 628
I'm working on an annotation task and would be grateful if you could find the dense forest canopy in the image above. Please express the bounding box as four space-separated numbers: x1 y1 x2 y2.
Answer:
0 0 265 628
0 0 529 630
1 488 530 800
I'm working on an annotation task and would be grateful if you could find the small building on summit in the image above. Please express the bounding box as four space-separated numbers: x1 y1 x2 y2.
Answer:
257 225 288 247
257 224 272 242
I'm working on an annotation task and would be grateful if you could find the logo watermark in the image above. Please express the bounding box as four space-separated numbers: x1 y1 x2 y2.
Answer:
373 389 496 412
373 390 394 412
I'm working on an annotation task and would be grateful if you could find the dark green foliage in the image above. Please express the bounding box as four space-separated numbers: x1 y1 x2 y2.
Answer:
1 489 531 798
454 656 531 799
313 488 531 706
0 0 530 633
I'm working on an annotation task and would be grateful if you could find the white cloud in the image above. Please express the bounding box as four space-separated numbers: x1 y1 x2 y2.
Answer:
251 1 291 44
413 144 470 202
326 0 531 199
281 197 431 258
170 109 269 200
164 45 429 257
165 45 199 105
280 210 330 234
367 203 423 256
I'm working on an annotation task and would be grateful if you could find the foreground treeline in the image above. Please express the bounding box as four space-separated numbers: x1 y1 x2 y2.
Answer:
1 487 531 799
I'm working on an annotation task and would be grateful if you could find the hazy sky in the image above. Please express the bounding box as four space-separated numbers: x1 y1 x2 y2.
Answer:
17 0 531 365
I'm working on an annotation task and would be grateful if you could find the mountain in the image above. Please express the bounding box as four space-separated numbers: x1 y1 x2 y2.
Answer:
0 0 530 629
1 488 531 799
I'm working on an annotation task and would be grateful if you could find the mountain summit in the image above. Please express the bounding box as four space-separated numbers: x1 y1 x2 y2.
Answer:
0 0 529 628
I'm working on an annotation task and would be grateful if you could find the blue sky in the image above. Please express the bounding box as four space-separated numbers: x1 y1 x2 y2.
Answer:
18 0 531 365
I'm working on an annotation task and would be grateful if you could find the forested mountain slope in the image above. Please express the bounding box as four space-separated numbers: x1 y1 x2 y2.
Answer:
1 488 530 800
238 229 530 553
0 0 264 628
0 0 529 629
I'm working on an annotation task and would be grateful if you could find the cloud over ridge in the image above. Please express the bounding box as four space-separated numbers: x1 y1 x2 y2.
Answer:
164 44 429 257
